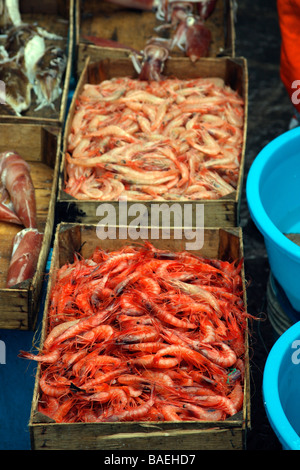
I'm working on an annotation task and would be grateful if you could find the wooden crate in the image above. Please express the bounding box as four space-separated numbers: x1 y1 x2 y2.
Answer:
57 56 248 227
29 223 250 450
0 0 74 127
0 124 61 330
76 0 235 76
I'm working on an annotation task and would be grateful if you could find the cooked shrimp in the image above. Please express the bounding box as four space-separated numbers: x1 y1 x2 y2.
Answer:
64 76 244 201
20 242 249 423
198 342 237 368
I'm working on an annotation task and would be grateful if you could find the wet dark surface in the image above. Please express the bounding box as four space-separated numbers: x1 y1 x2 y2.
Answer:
236 0 294 450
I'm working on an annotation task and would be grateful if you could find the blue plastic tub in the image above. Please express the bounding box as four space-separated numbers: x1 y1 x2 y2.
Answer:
246 127 300 311
263 321 300 450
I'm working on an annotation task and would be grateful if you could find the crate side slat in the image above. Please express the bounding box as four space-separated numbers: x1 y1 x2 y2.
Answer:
30 422 244 450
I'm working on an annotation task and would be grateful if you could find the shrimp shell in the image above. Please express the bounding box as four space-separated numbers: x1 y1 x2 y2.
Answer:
19 242 249 423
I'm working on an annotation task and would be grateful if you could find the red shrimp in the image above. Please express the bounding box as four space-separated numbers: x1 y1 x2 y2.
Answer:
38 395 59 419
80 367 129 391
103 395 155 422
194 394 238 416
39 372 70 398
43 320 80 350
117 374 150 387
152 345 209 370
198 342 237 368
76 324 114 345
160 404 183 421
61 349 87 368
51 397 76 423
84 387 128 409
19 348 60 364
147 299 198 329
49 306 116 349
131 354 179 369
72 348 103 377
183 403 225 421
116 325 160 344
137 276 161 295
75 356 123 378
121 342 165 353
228 380 244 413
20 242 249 423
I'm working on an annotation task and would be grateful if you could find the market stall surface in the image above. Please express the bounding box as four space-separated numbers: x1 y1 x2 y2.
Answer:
0 0 293 450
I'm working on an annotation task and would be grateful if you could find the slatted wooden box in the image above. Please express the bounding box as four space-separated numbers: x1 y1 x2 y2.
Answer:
29 223 250 450
0 0 74 127
57 56 248 228
0 124 61 330
76 0 235 76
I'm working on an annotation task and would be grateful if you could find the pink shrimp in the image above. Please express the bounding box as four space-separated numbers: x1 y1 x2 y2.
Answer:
19 242 249 423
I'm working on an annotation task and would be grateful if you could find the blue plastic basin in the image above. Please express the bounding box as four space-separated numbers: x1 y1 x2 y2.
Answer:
246 127 300 311
263 321 300 450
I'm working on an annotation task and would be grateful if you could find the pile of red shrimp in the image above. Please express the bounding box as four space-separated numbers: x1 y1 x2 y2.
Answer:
65 76 244 201
20 242 248 423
